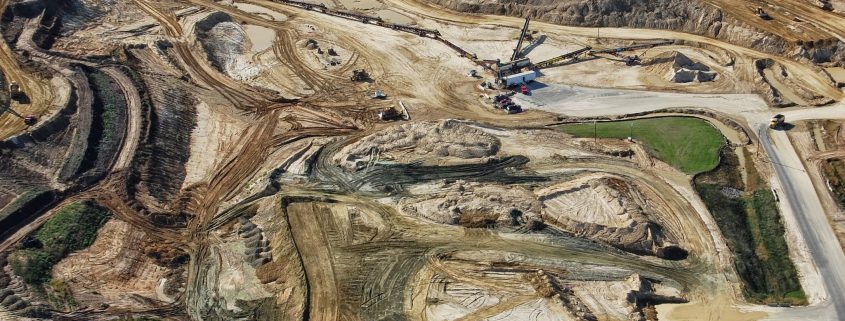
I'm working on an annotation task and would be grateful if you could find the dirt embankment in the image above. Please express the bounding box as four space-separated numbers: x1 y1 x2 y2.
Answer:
426 0 845 67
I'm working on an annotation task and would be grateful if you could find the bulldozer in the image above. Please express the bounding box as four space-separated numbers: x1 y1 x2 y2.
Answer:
23 115 36 126
756 7 771 20
769 114 785 129
9 81 21 99
378 107 402 121
351 69 369 82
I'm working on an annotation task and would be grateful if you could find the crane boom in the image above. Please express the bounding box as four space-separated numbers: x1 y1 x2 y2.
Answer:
511 17 531 61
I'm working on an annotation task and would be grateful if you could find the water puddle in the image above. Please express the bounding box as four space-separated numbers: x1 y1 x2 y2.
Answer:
243 24 275 53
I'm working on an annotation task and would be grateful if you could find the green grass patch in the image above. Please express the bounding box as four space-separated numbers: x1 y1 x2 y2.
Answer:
557 117 724 174
9 201 110 286
88 72 120 145
0 187 50 221
695 150 806 305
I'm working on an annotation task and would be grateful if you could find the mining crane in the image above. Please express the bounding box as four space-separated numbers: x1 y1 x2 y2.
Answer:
511 17 531 61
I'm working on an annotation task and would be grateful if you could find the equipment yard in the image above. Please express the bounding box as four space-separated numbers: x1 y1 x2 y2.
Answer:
0 0 844 320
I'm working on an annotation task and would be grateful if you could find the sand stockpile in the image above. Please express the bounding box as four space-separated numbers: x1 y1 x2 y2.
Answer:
335 120 501 170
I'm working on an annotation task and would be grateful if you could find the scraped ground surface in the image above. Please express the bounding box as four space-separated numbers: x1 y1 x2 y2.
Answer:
0 0 843 320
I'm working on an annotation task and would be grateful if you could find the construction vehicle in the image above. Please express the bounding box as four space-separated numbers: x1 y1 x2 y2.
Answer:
378 107 402 121
9 81 21 99
505 104 522 114
23 115 36 126
511 17 531 61
371 90 386 99
769 114 785 129
624 55 641 66
756 7 771 20
351 69 369 81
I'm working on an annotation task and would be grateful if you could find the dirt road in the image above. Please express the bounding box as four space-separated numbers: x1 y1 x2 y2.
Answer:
286 202 339 321
758 116 845 320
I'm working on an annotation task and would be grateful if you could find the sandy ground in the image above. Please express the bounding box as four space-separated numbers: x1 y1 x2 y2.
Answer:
513 83 768 117
2 0 845 320
52 219 170 309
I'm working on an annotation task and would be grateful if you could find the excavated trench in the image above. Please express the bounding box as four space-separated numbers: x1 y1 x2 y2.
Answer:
74 66 127 185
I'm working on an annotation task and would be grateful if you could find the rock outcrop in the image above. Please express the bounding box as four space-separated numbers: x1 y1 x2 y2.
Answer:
427 0 845 66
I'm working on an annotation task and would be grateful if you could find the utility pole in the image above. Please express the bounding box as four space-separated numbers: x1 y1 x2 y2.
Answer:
594 120 598 143
629 121 635 141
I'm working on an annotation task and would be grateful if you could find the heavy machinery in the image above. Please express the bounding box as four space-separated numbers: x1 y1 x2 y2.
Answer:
623 55 641 66
533 46 592 69
590 40 673 55
511 17 531 61
769 114 785 129
23 115 36 126
351 69 369 81
378 107 402 121
756 7 771 20
371 90 386 99
9 81 21 99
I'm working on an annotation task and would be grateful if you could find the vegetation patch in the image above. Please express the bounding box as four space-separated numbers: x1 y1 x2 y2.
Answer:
9 201 110 286
822 158 845 208
76 67 127 180
0 187 49 221
557 117 724 174
695 149 805 305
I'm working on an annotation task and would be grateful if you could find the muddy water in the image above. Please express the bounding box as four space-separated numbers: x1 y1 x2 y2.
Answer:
243 24 275 53
233 2 287 21
375 9 413 24
337 0 381 10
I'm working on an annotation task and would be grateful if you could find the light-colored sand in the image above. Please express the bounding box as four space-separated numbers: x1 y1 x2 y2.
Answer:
182 101 248 188
826 67 845 84
655 298 767 321
243 24 276 53
337 0 381 10
375 9 413 24
763 68 808 105
234 2 287 21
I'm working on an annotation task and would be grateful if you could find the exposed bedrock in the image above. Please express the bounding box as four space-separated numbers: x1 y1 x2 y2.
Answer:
428 0 845 66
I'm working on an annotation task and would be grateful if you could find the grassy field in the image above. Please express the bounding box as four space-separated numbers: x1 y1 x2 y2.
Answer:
557 117 724 174
9 201 110 286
